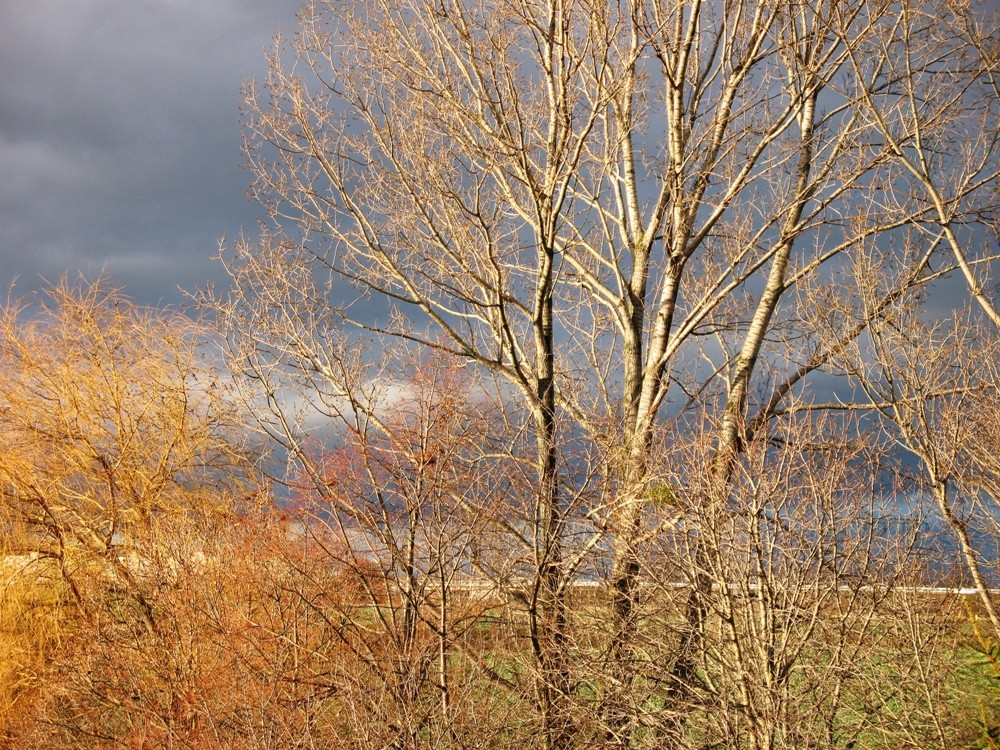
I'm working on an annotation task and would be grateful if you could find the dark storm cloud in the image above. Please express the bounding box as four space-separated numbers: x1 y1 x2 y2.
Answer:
0 0 299 308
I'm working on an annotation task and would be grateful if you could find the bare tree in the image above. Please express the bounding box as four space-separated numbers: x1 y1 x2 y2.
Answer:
598 415 855 747
842 0 1000 327
0 279 271 749
0 278 251 610
283 351 533 749
844 301 1000 634
212 0 999 745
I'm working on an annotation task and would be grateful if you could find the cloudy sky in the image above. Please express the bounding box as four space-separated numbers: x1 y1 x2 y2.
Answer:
1 0 300 309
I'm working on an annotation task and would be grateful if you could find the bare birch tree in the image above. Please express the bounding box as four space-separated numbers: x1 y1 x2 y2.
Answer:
844 299 1000 637
212 0 999 745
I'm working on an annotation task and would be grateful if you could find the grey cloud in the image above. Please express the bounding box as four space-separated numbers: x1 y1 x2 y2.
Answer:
0 0 299 307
